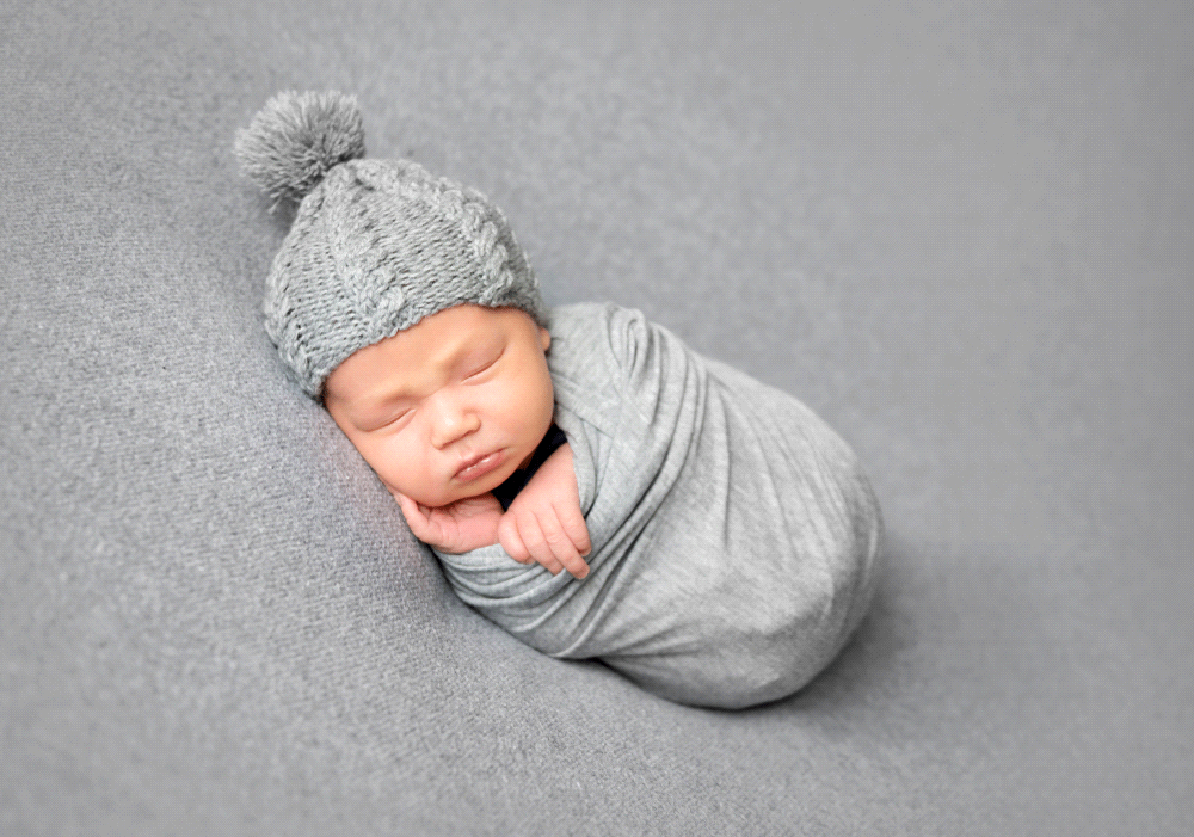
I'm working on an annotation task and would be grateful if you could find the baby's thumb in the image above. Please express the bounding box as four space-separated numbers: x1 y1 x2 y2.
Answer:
394 493 432 541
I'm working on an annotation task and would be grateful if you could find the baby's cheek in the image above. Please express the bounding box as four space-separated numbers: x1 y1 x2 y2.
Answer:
365 437 424 500
517 370 554 427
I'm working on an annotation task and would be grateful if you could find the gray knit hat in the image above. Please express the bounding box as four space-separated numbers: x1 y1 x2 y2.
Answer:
234 91 547 397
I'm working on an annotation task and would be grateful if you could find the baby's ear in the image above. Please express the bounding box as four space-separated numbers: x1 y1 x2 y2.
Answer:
539 327 551 353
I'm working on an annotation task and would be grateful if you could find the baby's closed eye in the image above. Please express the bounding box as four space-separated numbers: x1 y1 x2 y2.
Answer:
357 404 415 433
463 347 505 381
386 408 414 427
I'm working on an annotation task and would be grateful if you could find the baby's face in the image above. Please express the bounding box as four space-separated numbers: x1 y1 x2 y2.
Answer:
324 304 554 508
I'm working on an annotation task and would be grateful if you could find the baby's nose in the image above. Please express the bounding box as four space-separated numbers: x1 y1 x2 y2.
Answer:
430 400 481 449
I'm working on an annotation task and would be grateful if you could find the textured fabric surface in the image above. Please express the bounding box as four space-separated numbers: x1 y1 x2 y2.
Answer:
3 0 1192 834
437 303 881 708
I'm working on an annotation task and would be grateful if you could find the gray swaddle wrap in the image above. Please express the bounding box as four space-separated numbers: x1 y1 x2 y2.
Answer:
435 302 882 708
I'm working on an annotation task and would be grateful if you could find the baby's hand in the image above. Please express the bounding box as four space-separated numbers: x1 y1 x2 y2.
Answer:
498 443 591 579
395 492 503 555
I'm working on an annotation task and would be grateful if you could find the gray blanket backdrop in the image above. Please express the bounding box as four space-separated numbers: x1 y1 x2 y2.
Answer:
3 0 1191 834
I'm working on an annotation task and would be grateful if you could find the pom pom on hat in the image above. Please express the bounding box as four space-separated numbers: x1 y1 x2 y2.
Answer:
234 91 366 210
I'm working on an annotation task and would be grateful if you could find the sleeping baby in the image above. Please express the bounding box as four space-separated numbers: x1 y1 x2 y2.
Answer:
236 91 882 708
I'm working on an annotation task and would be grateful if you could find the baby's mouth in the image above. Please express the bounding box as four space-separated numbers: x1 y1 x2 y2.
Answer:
453 450 506 483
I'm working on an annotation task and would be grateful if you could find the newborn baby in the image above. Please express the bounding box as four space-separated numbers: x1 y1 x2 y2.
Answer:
237 92 882 708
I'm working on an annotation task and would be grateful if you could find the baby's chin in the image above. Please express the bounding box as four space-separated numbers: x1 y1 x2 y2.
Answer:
402 469 515 509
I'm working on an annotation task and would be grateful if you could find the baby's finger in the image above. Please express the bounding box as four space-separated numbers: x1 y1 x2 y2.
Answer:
537 511 589 580
556 500 592 558
555 547 589 580
559 550 590 580
497 513 532 564
517 513 561 575
531 542 563 576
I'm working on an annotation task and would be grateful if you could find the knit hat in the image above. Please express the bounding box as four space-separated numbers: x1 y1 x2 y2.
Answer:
234 91 548 397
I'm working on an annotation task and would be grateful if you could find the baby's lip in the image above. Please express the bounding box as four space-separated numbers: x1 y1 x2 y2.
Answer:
453 449 506 483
